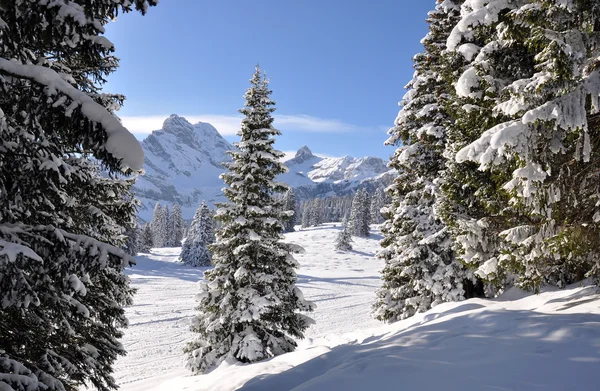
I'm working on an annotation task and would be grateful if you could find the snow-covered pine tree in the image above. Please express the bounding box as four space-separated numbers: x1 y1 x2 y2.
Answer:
180 201 214 267
448 0 600 290
139 223 154 253
151 203 167 248
185 67 314 373
301 202 311 228
435 0 522 296
374 0 470 322
360 190 371 236
171 203 184 246
370 186 386 224
123 224 140 256
349 190 362 235
335 215 353 251
0 1 156 390
282 189 296 232
163 204 172 246
308 198 324 227
349 189 369 237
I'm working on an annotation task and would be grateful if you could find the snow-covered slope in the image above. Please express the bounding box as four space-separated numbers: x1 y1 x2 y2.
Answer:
134 116 392 220
109 224 600 391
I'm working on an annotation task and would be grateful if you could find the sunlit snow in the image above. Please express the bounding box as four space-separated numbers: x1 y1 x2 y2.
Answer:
100 224 600 391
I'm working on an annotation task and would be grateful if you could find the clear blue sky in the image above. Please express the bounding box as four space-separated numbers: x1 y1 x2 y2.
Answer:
104 0 435 159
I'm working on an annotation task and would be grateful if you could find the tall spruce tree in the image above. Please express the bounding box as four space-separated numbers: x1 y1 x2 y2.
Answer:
139 223 154 253
361 190 372 235
349 189 370 237
163 205 171 245
123 224 139 256
308 198 324 227
282 189 297 232
301 202 312 228
185 67 314 373
170 203 185 246
374 0 469 322
180 201 214 267
447 0 600 290
151 203 167 248
0 1 157 390
370 186 387 224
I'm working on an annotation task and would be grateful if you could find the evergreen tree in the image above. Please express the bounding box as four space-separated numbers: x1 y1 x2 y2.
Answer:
151 203 168 248
374 0 469 322
335 215 353 251
282 189 297 232
180 201 214 267
170 203 184 246
185 67 314 373
436 0 529 296
0 1 157 390
370 187 387 224
163 204 171 246
308 198 323 227
123 224 140 256
361 191 372 236
139 223 154 253
349 189 370 237
301 202 311 228
446 0 600 290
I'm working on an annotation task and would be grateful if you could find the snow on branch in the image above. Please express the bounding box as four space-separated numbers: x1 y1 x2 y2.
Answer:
0 239 43 263
0 223 134 267
446 0 518 51
0 58 144 171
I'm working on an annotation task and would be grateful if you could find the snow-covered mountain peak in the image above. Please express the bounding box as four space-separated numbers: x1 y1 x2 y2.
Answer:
296 145 315 158
133 116 393 220
162 113 191 130
286 145 318 166
134 115 233 220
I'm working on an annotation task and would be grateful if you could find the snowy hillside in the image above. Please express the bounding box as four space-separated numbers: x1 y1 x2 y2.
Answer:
109 224 600 391
134 116 392 220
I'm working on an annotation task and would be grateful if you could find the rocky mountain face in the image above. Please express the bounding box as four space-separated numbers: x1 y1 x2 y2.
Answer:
134 115 393 220
279 146 394 200
134 115 231 220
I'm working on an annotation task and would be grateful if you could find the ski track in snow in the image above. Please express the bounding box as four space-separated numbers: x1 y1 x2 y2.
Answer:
110 224 384 389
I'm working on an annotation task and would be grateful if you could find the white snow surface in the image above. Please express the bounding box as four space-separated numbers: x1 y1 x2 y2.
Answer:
102 224 600 391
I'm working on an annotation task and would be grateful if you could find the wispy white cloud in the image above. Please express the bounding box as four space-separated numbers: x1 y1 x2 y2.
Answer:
280 150 299 161
119 115 242 137
275 115 363 132
119 113 364 138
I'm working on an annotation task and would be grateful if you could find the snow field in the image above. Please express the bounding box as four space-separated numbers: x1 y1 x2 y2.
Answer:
110 224 383 390
104 224 600 391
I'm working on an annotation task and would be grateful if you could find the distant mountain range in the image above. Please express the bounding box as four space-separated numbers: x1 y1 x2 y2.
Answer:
133 115 394 220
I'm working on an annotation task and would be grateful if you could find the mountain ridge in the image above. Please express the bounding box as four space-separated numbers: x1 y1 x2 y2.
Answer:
133 115 393 220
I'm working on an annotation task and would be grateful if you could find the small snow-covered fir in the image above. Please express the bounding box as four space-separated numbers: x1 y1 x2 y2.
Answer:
335 216 353 251
180 201 215 267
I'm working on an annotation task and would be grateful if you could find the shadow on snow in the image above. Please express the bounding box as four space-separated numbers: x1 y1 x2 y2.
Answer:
127 253 209 283
238 306 600 391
